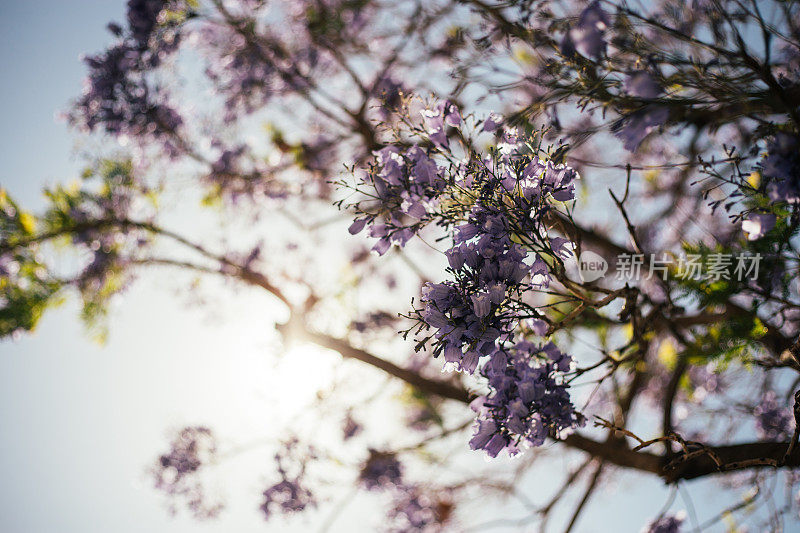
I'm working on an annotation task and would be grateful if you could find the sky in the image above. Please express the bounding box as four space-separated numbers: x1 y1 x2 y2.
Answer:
0 2 794 532
0 2 284 531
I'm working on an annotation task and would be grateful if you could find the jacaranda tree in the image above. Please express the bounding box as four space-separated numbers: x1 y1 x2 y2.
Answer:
3 0 800 530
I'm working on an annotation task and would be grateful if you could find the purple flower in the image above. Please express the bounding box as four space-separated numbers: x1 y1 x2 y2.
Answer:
528 318 548 336
455 223 480 242
387 485 451 532
760 133 800 204
414 153 579 377
460 350 480 373
400 193 428 219
468 341 584 457
372 76 405 120
755 391 792 440
349 218 368 235
487 282 506 304
421 100 461 149
445 247 466 270
343 412 362 440
260 438 317 521
625 71 663 99
471 292 492 318
549 236 574 259
151 426 223 519
439 101 461 127
561 1 611 59
482 113 503 133
422 282 454 305
613 106 669 152
444 343 462 363
641 512 685 533
358 449 403 490
352 144 447 254
542 341 573 372
126 0 167 48
372 238 392 255
407 146 441 185
530 255 550 288
468 418 497 451
260 479 315 519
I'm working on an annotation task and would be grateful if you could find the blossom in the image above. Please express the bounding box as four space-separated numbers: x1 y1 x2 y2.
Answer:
358 449 403 490
72 43 183 145
418 152 579 373
126 0 168 48
420 100 461 149
755 391 792 440
760 133 800 204
260 437 318 520
372 76 405 120
561 1 611 59
471 292 492 318
420 232 531 373
613 106 669 152
69 0 185 150
343 412 362 440
355 145 446 255
468 341 584 457
260 479 316 518
742 213 776 241
641 512 685 533
625 71 662 99
351 129 583 458
349 218 368 235
151 426 223 519
387 485 452 532
482 113 503 133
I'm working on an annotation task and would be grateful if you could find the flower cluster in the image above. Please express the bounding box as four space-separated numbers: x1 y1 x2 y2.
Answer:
760 132 800 204
641 512 685 533
372 76 406 121
260 478 316 518
420 100 461 149
352 447 451 530
468 341 584 457
126 0 170 49
349 144 447 255
358 449 403 491
754 391 792 440
73 43 182 141
260 438 318 520
70 0 184 149
154 426 213 484
419 154 578 374
342 411 363 440
151 426 223 519
197 22 307 123
614 71 669 152
560 1 610 59
421 239 529 375
348 111 585 456
387 485 453 533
